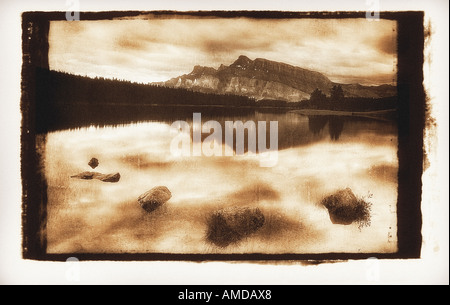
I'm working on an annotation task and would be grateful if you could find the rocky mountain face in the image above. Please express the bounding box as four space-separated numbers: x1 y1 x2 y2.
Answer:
158 55 396 102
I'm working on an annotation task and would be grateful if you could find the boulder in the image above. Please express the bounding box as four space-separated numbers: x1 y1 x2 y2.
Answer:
71 171 97 180
138 186 172 213
96 172 120 183
71 171 120 183
320 188 371 227
88 158 99 169
206 207 265 247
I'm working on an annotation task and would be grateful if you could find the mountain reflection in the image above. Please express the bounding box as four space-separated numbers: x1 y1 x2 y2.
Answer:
45 104 397 152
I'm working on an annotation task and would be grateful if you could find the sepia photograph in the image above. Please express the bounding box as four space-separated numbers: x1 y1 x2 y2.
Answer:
1 0 447 286
20 11 424 260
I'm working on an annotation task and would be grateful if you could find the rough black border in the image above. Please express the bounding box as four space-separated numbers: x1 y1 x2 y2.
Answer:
21 11 425 261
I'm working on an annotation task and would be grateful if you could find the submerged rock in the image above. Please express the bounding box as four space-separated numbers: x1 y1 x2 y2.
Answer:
206 207 265 247
97 173 120 183
138 186 172 213
71 171 121 183
88 158 99 169
320 188 371 228
71 171 97 180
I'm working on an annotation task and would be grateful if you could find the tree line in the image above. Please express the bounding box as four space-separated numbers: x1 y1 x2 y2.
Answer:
296 85 398 112
36 68 258 107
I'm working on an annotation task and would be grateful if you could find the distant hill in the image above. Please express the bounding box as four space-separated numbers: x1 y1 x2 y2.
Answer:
157 55 397 102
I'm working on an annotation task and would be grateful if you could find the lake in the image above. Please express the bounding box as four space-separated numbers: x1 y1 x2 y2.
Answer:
42 107 398 254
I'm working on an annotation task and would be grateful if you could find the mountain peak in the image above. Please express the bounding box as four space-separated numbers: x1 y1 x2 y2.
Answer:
231 55 253 67
161 56 396 102
190 65 217 76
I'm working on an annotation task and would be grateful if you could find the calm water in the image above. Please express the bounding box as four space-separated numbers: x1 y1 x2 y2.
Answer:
43 108 399 254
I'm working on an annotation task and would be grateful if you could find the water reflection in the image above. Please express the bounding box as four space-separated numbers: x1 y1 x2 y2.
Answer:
329 117 345 141
44 109 399 254
38 104 257 134
49 107 399 155
39 104 397 148
46 106 399 162
308 115 328 135
308 116 345 141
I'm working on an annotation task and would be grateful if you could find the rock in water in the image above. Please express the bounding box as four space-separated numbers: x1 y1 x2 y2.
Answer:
206 207 265 247
71 171 97 180
138 186 172 213
96 173 120 183
320 188 371 228
71 171 120 183
88 158 99 169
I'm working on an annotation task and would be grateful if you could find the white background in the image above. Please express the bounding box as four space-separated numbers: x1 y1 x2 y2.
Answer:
0 0 448 285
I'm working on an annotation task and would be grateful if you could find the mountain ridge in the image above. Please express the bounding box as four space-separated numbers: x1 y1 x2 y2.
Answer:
157 55 396 102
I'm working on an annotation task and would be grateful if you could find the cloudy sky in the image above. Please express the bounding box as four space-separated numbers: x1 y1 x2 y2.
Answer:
49 16 397 86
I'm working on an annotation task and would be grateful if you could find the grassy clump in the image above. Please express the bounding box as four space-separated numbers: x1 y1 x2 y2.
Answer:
206 207 265 247
320 188 372 229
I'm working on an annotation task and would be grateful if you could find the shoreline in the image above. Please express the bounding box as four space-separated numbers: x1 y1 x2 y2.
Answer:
290 108 397 120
